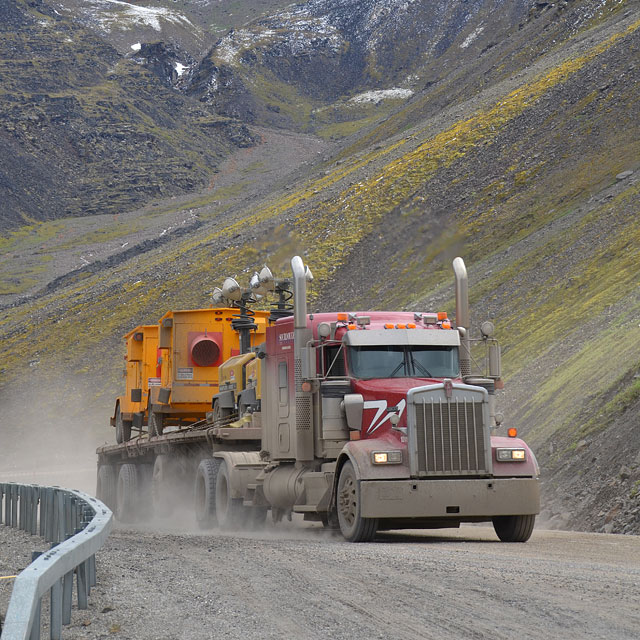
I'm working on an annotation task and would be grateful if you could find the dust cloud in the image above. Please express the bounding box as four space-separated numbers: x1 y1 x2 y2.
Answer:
0 374 112 496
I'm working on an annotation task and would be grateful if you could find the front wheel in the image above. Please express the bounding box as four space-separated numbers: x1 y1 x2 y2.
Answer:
492 514 536 542
336 461 378 542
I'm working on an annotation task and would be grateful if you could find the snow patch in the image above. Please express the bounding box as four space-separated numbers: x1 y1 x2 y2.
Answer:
130 42 141 51
460 25 484 49
350 88 414 104
85 0 196 33
175 62 187 77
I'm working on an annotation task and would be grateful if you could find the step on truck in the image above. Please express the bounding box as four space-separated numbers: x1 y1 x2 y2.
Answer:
97 256 540 542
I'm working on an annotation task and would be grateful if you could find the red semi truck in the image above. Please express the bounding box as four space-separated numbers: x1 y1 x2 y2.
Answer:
97 257 539 542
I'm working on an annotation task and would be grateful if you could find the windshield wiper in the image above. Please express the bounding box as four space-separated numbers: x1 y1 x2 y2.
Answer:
386 361 406 378
410 356 432 378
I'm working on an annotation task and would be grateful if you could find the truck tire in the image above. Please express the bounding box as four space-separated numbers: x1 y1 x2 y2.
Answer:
215 460 246 530
116 463 139 523
115 405 132 443
492 514 536 542
336 461 378 542
152 455 174 518
148 410 164 437
96 464 116 511
194 458 221 529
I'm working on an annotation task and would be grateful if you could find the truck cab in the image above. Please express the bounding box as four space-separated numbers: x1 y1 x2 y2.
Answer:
248 257 540 541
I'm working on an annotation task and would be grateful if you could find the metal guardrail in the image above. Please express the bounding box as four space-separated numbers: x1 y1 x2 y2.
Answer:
0 483 113 640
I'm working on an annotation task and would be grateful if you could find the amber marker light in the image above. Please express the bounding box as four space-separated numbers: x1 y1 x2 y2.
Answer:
396 323 406 329
337 313 348 322
437 311 448 321
384 323 394 329
301 381 312 392
349 431 361 440
407 323 417 329
508 427 518 438
442 321 451 329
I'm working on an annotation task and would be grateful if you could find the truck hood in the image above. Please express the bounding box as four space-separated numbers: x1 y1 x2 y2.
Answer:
353 377 459 437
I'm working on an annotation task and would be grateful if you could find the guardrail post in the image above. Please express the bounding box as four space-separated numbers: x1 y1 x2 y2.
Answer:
29 551 44 640
39 487 46 538
64 495 72 540
18 486 25 531
89 556 97 589
26 485 32 533
31 485 40 535
56 490 66 544
11 483 18 527
50 578 63 640
71 497 78 534
62 570 73 625
46 488 55 543
76 563 88 610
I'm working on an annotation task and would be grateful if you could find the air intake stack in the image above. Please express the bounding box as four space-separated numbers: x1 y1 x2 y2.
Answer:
453 257 472 379
291 256 314 463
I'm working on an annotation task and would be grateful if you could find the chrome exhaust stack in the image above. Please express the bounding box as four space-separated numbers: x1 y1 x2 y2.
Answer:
453 257 472 379
291 256 314 463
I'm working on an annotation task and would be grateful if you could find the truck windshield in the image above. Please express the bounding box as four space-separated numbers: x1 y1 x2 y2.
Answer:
348 345 459 380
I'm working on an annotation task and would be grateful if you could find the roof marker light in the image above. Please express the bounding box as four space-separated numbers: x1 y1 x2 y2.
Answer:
396 323 406 329
384 323 394 329
407 323 417 329
437 311 448 321
508 427 518 438
337 313 348 322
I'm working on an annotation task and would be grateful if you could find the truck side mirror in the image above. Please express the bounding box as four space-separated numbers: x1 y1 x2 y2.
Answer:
488 343 501 379
342 394 364 430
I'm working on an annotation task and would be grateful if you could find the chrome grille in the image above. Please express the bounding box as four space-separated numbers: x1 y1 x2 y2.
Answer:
412 395 488 476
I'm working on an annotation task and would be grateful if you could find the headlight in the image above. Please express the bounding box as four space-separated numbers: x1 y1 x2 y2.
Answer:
496 448 526 462
371 450 403 464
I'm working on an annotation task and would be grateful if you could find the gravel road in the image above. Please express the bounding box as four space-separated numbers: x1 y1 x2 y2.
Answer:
4 522 637 640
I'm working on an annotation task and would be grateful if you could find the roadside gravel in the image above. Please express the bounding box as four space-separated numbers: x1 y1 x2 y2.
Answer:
3 522 637 640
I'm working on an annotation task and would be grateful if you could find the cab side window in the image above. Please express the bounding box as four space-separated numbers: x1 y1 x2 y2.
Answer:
323 345 346 377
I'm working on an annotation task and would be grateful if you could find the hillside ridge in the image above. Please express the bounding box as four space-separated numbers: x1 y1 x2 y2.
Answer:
1 0 639 536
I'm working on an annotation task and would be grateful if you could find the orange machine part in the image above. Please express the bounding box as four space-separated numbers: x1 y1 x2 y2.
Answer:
189 333 222 367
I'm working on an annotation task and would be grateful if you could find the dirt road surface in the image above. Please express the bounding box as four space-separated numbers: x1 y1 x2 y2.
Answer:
5 523 635 640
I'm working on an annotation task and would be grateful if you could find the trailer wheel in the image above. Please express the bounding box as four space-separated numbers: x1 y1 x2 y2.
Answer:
492 514 536 542
194 458 221 529
115 405 132 444
215 460 246 530
116 463 139 523
148 410 164 437
152 455 175 518
336 461 378 542
96 464 116 511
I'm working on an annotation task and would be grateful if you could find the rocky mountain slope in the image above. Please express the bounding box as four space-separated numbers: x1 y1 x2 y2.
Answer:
1 0 639 536
0 0 255 229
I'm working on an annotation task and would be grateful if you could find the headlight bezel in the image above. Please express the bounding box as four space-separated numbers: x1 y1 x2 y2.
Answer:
371 450 403 465
495 448 527 462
